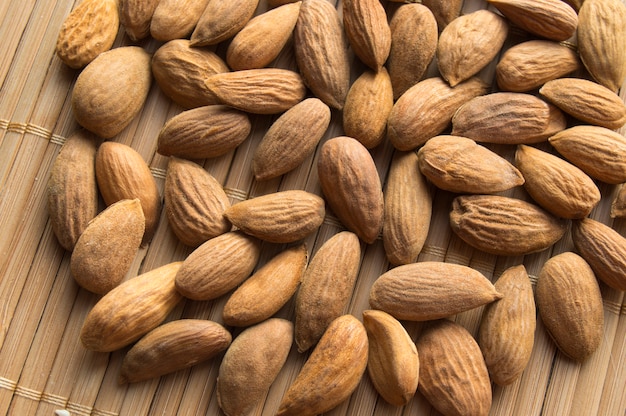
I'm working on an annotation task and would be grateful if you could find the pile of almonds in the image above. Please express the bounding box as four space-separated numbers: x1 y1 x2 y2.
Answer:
48 0 626 414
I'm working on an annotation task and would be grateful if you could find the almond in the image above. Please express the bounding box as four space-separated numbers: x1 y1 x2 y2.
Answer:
342 0 391 70
611 185 626 219
150 0 209 41
421 0 463 31
190 0 260 46
120 0 160 41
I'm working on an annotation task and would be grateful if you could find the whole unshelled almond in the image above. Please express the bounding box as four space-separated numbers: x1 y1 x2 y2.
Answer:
362 310 419 407
578 0 626 92
539 78 626 130
536 252 604 361
387 77 489 151
56 0 119 69
151 39 229 109
223 190 325 244
277 315 368 416
417 319 492 416
417 135 525 194
421 0 463 30
164 157 231 247
294 0 351 110
369 262 501 321
437 9 508 86
515 144 601 219
72 46 152 138
47 130 99 252
119 319 232 384
70 199 144 295
342 0 391 70
478 265 536 386
120 0 160 41
80 262 184 352
204 69 307 114
318 136 384 243
175 231 261 301
295 231 361 352
150 0 209 41
95 141 161 245
450 195 568 256
190 0 259 46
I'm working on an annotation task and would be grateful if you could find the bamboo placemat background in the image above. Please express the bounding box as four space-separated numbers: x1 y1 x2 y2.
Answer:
1 0 625 415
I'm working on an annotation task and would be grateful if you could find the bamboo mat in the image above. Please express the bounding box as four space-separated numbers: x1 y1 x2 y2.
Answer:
1 0 625 415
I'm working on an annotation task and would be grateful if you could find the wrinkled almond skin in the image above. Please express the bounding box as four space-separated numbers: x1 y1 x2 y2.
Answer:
383 151 432 266
572 218 626 291
70 199 145 295
536 252 604 361
363 310 419 407
611 185 626 219
478 265 536 386
421 0 463 31
217 319 294 416
95 141 161 245
496 40 581 92
436 9 508 86
318 136 384 244
175 231 261 301
120 0 160 41
164 157 231 247
515 144 601 219
417 319 492 416
417 135 525 194
578 0 626 92
277 314 368 416
47 130 99 252
342 0 391 70
450 195 569 256
222 244 307 327
151 39 229 109
223 190 325 244
150 0 209 41
369 261 501 321
295 231 361 352
294 0 351 110
72 46 152 138
387 77 489 151
387 4 438 99
56 0 119 69
252 98 330 181
190 0 260 46
80 262 184 352
539 78 626 130
119 319 232 384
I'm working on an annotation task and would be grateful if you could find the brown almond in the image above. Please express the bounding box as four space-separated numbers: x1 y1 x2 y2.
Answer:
342 0 391 70
120 0 160 41
190 0 260 46
421 0 463 31
150 0 209 41
611 185 626 219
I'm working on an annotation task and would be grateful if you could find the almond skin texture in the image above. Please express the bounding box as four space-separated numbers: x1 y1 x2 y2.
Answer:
119 319 232 384
222 244 307 327
421 0 463 31
478 265 536 386
252 98 331 181
295 231 361 352
549 125 626 184
294 0 351 110
362 310 419 407
70 199 145 295
223 190 325 244
387 76 489 151
536 252 604 361
226 2 302 70
539 78 626 130
342 0 391 70
572 218 626 291
72 46 152 139
47 130 99 252
369 261 501 321
417 135 525 194
151 39 229 109
174 231 261 301
80 262 184 352
157 105 251 159
450 195 569 256
217 319 294 416
578 0 626 92
318 136 383 243
164 157 231 247
436 9 508 86
383 151 432 266
95 141 161 245
120 0 160 41
416 319 492 416
277 314 368 416
204 69 307 114
387 3 438 99
190 0 260 46
150 0 209 41
611 185 626 219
